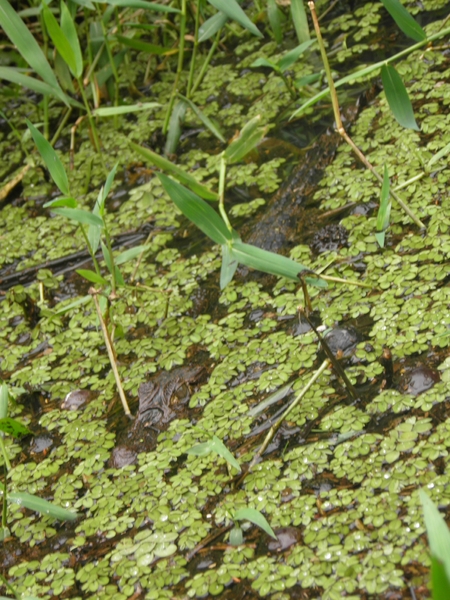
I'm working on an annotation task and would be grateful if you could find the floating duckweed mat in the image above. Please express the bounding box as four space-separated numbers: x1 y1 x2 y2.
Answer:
1 3 450 599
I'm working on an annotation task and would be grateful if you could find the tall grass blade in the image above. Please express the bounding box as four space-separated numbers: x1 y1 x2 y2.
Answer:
230 240 326 287
234 508 277 539
207 0 262 38
52 207 104 226
159 175 231 245
220 243 238 288
114 34 170 55
26 119 70 195
0 67 72 106
0 384 8 420
7 492 79 521
130 142 217 200
60 1 83 78
93 102 161 116
42 3 78 77
278 39 313 72
375 164 391 248
267 0 283 44
381 64 419 130
225 115 266 163
198 10 228 42
98 0 179 11
380 0 426 42
431 557 450 600
290 0 310 44
0 0 62 90
420 491 450 587
165 99 187 155
251 57 277 70
178 94 226 143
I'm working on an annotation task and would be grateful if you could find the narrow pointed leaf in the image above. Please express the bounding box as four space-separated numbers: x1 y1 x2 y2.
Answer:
220 243 239 288
207 0 262 38
100 162 118 207
114 34 170 55
42 4 77 76
0 384 8 420
93 102 161 116
130 142 217 200
210 436 241 472
0 67 71 106
375 165 391 248
229 526 244 546
381 64 419 130
234 508 277 539
60 1 83 78
97 0 179 11
7 492 79 521
379 0 426 42
420 491 450 584
26 120 70 195
0 417 32 438
431 556 450 600
427 141 450 169
267 0 283 44
186 440 213 456
51 208 104 227
178 94 225 143
115 244 148 265
230 241 326 287
101 241 114 275
290 0 310 44
165 99 187 155
76 269 108 285
278 39 314 72
251 57 278 70
43 197 77 208
225 115 266 163
159 175 231 245
198 10 228 42
0 0 61 90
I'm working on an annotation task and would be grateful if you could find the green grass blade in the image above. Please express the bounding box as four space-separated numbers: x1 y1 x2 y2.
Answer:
76 269 108 285
7 492 79 521
278 39 313 72
290 0 310 44
198 11 228 42
375 164 391 248
97 0 179 11
251 57 277 70
234 508 277 540
44 197 77 208
159 174 231 245
0 417 32 438
230 240 326 287
220 243 238 288
210 436 241 472
165 99 187 155
51 207 104 227
381 64 419 130
114 34 170 55
379 0 426 42
93 102 161 116
130 142 217 200
0 0 61 90
431 557 450 600
114 245 148 265
0 67 72 106
207 0 262 38
267 0 283 44
0 385 8 420
26 119 70 195
420 491 450 586
224 115 266 164
60 1 83 78
43 3 77 76
178 94 226 143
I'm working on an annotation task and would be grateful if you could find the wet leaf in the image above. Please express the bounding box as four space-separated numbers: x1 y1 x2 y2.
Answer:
0 417 32 438
7 492 79 521
26 120 70 195
381 64 419 130
207 0 262 38
159 175 231 245
290 0 310 44
379 0 426 42
234 508 277 540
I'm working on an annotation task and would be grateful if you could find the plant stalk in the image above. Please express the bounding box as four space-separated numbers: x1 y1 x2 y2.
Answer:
163 0 187 134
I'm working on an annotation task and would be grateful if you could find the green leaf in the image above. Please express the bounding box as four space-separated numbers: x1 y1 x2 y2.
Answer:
224 115 266 164
26 119 70 195
96 0 179 11
0 384 8 420
0 67 72 106
178 94 226 143
51 207 104 227
76 269 108 285
210 436 241 472
220 243 239 288
7 492 79 521
381 64 419 130
379 0 426 42
130 142 217 201
43 196 77 208
186 440 212 457
290 0 310 44
0 0 62 90
92 102 161 116
420 491 450 585
42 3 78 77
234 508 277 540
60 1 83 78
0 417 32 438
230 240 326 287
431 556 450 600
101 241 114 275
115 34 170 55
159 175 231 245
229 526 244 546
165 99 187 155
278 39 314 72
207 0 262 38
53 294 91 315
99 162 118 208
114 244 148 265
267 0 283 44
427 141 450 169
375 164 391 248
251 57 278 71
198 10 228 42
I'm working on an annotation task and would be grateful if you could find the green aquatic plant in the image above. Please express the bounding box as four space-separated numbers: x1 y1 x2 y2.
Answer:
421 491 450 599
229 507 277 546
